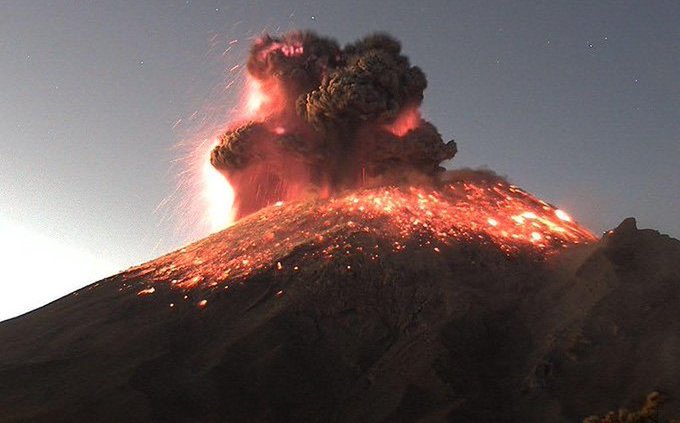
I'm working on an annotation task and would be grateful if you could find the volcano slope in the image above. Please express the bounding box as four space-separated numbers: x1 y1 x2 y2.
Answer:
1 183 679 423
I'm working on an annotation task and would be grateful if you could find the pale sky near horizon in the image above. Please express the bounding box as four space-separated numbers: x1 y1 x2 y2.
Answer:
1 1 678 321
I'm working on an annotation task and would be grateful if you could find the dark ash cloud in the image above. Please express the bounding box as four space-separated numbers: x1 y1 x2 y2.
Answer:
211 31 457 219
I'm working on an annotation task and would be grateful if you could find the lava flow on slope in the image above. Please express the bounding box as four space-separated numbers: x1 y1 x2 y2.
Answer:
128 176 595 302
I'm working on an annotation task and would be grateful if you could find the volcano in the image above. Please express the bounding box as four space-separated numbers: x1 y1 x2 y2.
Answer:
1 181 679 423
3 29 678 423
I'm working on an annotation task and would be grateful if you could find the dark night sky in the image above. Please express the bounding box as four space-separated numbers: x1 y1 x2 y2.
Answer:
1 1 678 320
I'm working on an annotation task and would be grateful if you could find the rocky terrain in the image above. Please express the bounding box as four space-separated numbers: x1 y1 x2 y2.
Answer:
0 188 678 422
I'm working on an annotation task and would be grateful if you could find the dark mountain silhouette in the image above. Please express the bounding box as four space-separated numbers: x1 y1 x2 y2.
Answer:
1 187 678 422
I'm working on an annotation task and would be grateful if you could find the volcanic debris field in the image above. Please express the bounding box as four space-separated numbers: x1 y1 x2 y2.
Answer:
1 185 679 422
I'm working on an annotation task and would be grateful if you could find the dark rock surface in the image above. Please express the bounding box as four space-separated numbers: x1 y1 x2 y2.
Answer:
0 217 678 423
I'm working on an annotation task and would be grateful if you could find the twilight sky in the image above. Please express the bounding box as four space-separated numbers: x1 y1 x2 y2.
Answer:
1 0 678 321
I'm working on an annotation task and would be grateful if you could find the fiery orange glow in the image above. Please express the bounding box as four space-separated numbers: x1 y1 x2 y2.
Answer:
188 75 280 233
241 76 287 120
195 75 281 231
202 140 235 232
244 78 268 117
385 108 421 136
129 179 596 295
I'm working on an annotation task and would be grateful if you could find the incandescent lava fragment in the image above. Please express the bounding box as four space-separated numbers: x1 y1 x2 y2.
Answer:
130 173 595 293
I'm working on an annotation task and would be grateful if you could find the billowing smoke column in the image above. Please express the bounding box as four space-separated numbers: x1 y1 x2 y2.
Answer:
211 31 457 219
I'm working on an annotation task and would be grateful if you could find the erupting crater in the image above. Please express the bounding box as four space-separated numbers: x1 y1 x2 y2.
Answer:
161 30 598 303
129 175 595 297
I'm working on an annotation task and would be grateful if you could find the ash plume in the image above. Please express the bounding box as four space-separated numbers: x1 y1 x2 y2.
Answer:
211 30 457 219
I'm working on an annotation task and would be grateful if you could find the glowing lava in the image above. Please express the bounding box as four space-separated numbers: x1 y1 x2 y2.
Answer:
129 179 596 294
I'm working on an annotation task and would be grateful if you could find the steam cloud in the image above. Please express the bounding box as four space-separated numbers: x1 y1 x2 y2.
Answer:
211 31 457 219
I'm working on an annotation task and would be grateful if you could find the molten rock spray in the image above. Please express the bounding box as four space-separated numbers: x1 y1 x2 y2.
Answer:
201 30 595 272
210 31 457 219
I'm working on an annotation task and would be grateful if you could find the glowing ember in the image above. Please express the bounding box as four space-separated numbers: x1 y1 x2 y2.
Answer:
129 179 596 294
257 41 304 60
137 287 155 296
281 43 304 57
555 209 572 222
